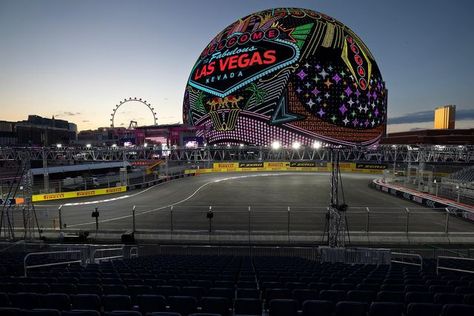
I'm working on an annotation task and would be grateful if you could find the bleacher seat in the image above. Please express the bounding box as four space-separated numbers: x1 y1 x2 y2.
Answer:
441 304 474 316
71 294 101 311
168 295 197 316
62 311 101 316
234 298 261 315
200 296 231 315
369 302 404 316
302 300 334 316
268 299 298 316
335 301 368 316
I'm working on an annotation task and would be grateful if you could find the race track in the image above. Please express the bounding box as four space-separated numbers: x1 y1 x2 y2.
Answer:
30 172 474 234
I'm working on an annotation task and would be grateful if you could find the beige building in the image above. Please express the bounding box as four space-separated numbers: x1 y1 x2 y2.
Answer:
434 105 456 129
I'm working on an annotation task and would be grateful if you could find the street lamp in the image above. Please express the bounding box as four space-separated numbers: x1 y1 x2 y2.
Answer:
271 141 281 150
56 143 62 149
292 141 301 150
312 141 322 149
86 144 91 149
434 179 438 197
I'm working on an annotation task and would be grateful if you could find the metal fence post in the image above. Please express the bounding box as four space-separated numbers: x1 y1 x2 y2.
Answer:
287 206 291 242
58 205 63 231
170 206 174 233
366 207 370 233
132 205 136 233
405 208 410 234
444 207 450 234
248 206 251 244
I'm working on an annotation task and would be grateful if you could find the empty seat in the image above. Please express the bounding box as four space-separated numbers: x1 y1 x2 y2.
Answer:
28 283 51 294
200 296 231 315
405 291 433 304
136 294 167 314
369 302 404 316
434 293 464 304
180 286 206 299
0 292 10 307
41 293 71 310
102 294 132 312
0 307 20 316
429 285 454 293
331 283 354 291
9 292 41 309
405 285 428 292
381 284 404 291
319 290 346 303
62 311 101 316
292 289 318 307
168 295 197 316
376 291 404 303
76 284 102 295
71 294 101 311
234 298 262 315
236 288 259 299
265 288 291 302
347 290 376 303
455 287 474 295
407 303 442 316
207 288 234 300
155 286 180 298
335 301 368 316
50 283 77 294
269 299 298 316
102 283 127 293
441 304 474 316
302 300 334 316
20 309 61 316
103 312 142 316
464 293 474 305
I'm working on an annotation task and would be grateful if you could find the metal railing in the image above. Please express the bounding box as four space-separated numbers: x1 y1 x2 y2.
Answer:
91 247 125 263
391 252 423 270
24 250 83 276
436 256 474 275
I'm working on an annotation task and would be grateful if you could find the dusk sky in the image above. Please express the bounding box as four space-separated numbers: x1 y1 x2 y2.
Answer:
1 0 473 133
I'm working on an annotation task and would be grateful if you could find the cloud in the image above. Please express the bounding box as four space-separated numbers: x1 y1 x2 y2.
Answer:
388 108 474 124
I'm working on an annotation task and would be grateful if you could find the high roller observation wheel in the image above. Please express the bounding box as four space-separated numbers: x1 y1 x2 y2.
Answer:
110 97 158 128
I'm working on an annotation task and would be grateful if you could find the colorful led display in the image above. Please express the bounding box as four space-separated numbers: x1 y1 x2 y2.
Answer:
183 8 387 147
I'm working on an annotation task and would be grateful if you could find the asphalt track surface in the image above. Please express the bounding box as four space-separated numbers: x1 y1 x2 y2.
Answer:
29 172 473 234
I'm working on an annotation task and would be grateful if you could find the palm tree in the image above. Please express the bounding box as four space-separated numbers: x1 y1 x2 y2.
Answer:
244 83 267 110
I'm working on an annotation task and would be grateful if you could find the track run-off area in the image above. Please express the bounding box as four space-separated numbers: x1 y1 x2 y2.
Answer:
30 172 473 240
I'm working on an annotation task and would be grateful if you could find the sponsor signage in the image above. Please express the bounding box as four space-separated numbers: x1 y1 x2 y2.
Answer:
239 162 264 168
32 186 127 202
290 161 316 168
356 163 387 170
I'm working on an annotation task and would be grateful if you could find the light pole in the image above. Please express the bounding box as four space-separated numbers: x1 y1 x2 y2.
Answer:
434 179 439 197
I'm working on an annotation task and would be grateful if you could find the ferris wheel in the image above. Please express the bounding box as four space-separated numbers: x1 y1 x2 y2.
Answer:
110 97 158 128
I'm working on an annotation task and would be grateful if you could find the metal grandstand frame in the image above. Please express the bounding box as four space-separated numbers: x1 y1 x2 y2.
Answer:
0 145 471 163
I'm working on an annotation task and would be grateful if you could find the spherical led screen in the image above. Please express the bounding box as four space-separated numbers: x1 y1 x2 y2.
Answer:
183 8 387 147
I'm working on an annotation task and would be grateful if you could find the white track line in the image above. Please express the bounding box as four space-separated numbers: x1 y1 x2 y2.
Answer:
66 173 311 228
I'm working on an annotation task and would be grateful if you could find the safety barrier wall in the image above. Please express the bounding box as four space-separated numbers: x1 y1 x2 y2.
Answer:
186 161 386 175
32 186 127 202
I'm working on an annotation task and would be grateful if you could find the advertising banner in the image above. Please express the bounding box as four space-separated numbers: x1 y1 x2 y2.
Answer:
32 186 127 202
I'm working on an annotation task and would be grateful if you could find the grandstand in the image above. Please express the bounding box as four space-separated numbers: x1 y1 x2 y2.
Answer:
0 244 474 316
449 166 474 183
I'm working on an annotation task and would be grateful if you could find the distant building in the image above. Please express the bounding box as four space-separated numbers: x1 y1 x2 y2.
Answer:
0 120 17 146
0 115 78 146
382 128 473 145
434 105 456 129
